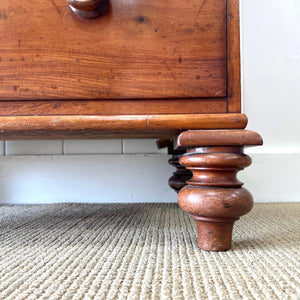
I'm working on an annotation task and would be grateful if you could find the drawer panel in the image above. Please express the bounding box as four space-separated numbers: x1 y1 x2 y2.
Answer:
0 0 226 100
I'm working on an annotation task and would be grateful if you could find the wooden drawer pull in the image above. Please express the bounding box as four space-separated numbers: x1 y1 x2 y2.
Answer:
67 0 108 18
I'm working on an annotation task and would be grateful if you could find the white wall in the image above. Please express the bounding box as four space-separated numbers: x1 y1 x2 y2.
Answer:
241 0 300 152
240 0 300 202
0 0 299 204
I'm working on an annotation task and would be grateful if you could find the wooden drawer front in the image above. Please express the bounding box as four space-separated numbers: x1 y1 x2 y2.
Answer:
0 0 226 100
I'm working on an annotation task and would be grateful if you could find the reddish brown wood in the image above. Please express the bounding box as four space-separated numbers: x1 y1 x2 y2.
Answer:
0 98 227 116
156 139 192 193
0 0 244 126
178 148 253 251
156 139 172 150
227 0 241 112
0 114 248 140
67 0 106 12
0 0 262 253
168 154 192 193
0 0 226 100
176 130 263 251
67 0 108 18
176 130 263 148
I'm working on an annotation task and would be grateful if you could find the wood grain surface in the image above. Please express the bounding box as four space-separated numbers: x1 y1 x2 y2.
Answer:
176 130 263 148
178 143 255 250
0 98 227 116
0 0 226 100
227 0 241 112
0 114 248 140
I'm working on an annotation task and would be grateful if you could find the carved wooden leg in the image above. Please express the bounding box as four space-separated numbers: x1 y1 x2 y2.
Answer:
168 153 193 193
156 138 192 193
175 130 263 251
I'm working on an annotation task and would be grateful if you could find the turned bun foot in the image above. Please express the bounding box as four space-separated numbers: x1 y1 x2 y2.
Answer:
168 154 192 192
178 186 253 251
176 130 263 251
194 218 235 251
156 139 192 193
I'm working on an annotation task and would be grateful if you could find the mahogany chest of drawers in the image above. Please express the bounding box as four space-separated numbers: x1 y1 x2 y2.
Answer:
0 0 262 251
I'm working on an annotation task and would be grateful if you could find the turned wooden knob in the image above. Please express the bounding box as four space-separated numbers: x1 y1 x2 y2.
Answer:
67 0 108 18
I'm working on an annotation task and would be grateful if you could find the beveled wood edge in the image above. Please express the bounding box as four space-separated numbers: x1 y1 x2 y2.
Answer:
227 0 241 113
0 114 248 140
175 129 263 148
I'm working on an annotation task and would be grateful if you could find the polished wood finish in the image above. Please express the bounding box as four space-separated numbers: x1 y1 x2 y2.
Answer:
67 0 106 12
227 0 241 112
159 139 192 193
176 130 263 148
0 0 226 100
180 148 251 187
168 154 192 193
67 0 108 18
68 2 108 18
0 98 227 116
0 0 263 251
177 131 262 251
0 114 248 140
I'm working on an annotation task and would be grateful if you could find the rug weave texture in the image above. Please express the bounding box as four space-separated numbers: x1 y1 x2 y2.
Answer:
0 203 299 300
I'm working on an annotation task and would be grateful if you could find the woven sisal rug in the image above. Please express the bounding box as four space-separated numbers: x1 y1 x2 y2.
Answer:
0 203 299 300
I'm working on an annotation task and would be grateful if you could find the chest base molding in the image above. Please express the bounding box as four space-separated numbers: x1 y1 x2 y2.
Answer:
0 113 247 140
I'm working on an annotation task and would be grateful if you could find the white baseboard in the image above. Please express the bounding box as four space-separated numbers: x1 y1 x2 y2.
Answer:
0 153 299 204
240 152 300 203
0 155 175 204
